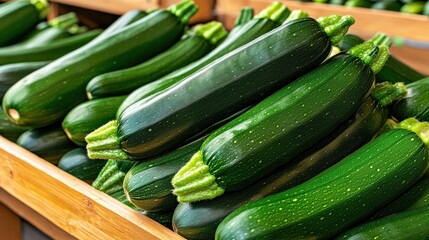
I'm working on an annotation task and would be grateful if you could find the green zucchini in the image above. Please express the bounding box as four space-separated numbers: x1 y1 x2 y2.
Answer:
338 204 429 240
116 2 290 115
401 1 426 13
0 106 30 142
338 33 425 84
371 1 403 11
86 14 355 161
58 148 107 182
62 95 126 146
345 0 373 8
0 61 50 100
0 29 102 66
215 118 429 240
0 0 48 46
233 7 254 29
124 137 205 213
172 82 406 240
86 21 227 99
330 0 346 5
2 1 197 127
96 9 147 39
17 125 77 164
391 77 429 121
171 40 387 202
92 159 135 195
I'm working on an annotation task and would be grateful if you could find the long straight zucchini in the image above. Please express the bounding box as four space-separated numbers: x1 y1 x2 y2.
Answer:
216 118 429 240
171 41 387 202
86 14 355 161
172 83 406 240
62 95 127 146
86 21 227 99
391 77 429 121
2 1 197 127
58 148 107 182
0 0 48 46
116 2 290 115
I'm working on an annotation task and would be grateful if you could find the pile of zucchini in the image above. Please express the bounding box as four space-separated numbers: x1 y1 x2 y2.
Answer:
1 0 429 239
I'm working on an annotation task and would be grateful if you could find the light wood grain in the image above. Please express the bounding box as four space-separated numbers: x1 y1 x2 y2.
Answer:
0 202 21 240
0 136 185 240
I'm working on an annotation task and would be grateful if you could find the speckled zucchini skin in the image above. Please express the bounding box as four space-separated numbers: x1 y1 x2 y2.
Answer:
392 77 429 121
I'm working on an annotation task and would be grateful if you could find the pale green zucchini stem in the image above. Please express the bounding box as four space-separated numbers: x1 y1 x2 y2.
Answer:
194 21 228 46
371 82 407 107
317 14 355 45
234 7 254 27
368 32 393 48
398 118 429 150
348 41 390 74
255 1 290 24
30 0 48 19
168 0 198 24
283 10 308 24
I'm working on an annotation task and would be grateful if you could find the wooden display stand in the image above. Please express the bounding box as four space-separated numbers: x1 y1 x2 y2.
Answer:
0 136 184 239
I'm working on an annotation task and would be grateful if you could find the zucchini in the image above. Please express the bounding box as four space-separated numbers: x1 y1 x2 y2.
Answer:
371 1 403 11
17 125 77 164
95 9 147 39
345 0 373 8
0 0 48 46
62 95 126 146
86 14 355 161
401 1 426 13
0 106 30 142
391 77 429 121
215 118 429 240
172 83 406 240
2 0 197 127
92 159 135 195
0 29 102 66
330 0 346 5
58 148 107 182
0 61 50 100
116 2 290 115
338 33 425 84
171 40 387 202
338 204 429 240
233 7 254 29
124 137 205 213
86 21 227 99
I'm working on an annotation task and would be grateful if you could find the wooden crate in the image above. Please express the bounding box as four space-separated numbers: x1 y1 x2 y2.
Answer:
0 136 185 240
216 0 429 75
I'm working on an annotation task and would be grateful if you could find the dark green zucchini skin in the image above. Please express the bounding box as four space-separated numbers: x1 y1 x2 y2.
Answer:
86 32 214 99
172 96 387 240
338 34 425 84
58 148 107 182
3 9 188 127
0 0 45 46
201 53 373 191
16 27 73 47
62 96 126 146
0 106 30 142
118 17 333 159
0 29 102 66
124 138 205 213
391 77 429 121
216 128 429 240
337 205 429 240
16 125 77 165
0 61 50 100
370 173 429 220
117 16 280 115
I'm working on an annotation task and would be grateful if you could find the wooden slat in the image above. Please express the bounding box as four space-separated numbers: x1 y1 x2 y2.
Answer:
0 201 21 240
0 136 184 240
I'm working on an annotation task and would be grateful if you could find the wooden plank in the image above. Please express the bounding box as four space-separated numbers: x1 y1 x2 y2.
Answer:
216 0 429 42
0 201 21 240
0 136 184 240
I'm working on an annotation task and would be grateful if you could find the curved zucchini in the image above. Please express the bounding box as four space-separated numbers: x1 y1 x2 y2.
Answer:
0 0 48 46
172 82 406 240
216 119 429 240
116 2 290 115
92 159 136 195
58 148 107 182
0 61 50 100
0 29 102 65
86 14 355 161
17 125 77 164
338 205 429 240
2 1 197 127
171 41 387 202
0 106 30 142
337 33 425 84
391 77 429 121
86 21 227 99
62 95 126 146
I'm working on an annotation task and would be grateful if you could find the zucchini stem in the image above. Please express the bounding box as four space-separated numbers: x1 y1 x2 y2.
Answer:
30 0 48 19
48 12 79 30
368 32 393 48
168 0 198 25
172 151 225 202
194 21 228 46
85 120 129 160
371 82 407 107
283 10 309 24
255 1 290 25
348 42 390 74
398 118 429 150
317 14 355 45
92 159 130 195
234 7 254 27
